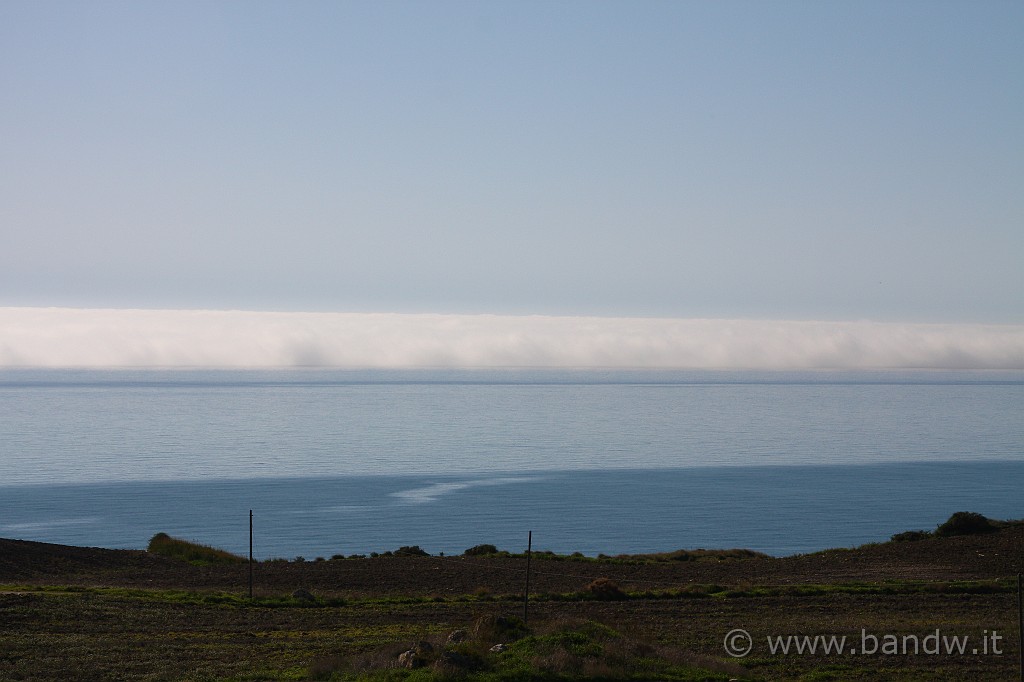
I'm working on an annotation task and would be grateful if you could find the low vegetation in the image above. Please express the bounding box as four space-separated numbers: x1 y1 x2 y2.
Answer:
146 532 245 564
935 511 999 537
311 616 749 681
890 511 1019 543
584 577 628 601
606 547 768 563
457 544 768 564
2 513 1019 681
464 543 501 557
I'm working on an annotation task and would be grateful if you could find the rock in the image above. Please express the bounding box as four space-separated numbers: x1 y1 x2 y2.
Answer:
489 643 508 653
446 629 468 645
472 614 494 638
398 650 422 669
291 588 315 602
398 642 433 669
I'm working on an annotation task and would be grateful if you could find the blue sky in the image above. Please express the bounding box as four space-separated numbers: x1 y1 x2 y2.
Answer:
1 1 1022 328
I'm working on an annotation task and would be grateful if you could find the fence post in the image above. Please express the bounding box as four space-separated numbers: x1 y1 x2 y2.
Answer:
523 530 532 625
249 510 254 600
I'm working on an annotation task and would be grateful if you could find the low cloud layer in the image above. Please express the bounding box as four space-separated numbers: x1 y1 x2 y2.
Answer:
1 307 1022 369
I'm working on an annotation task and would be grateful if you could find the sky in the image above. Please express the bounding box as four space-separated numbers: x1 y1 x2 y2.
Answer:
1 1 1022 368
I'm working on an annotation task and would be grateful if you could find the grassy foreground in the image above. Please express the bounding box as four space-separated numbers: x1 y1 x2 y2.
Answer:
1 517 1022 680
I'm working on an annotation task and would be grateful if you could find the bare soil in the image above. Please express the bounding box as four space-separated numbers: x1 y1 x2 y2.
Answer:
1 527 1022 681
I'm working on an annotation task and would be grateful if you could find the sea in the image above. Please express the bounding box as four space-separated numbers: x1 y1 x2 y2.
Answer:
0 368 1021 559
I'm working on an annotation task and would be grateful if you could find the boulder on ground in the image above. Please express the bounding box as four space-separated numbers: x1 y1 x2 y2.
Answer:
397 650 422 669
398 641 434 669
446 629 468 645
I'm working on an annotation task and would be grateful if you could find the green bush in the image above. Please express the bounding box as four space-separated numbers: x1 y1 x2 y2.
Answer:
473 613 530 642
146 533 245 565
393 545 430 557
935 512 996 537
464 543 500 556
891 530 931 542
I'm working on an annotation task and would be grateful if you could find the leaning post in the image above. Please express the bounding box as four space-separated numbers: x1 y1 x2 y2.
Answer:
523 530 533 625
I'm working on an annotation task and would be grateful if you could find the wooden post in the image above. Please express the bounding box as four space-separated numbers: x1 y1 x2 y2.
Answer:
523 530 532 625
1018 573 1022 682
249 510 254 600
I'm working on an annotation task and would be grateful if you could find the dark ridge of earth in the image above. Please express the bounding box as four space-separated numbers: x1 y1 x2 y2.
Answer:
2 526 1021 597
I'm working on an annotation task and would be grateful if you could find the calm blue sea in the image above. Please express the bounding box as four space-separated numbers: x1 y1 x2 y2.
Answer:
1 369 1021 557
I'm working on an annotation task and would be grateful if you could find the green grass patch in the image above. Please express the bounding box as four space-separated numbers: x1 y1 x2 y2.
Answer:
311 618 750 680
6 576 1009 611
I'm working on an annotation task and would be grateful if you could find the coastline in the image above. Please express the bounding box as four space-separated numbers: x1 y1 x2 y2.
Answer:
3 461 1023 559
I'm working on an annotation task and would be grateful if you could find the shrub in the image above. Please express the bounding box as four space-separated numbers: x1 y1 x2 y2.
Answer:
935 512 996 537
891 530 931 542
464 543 500 556
146 533 245 565
585 577 627 601
393 545 429 557
473 613 530 642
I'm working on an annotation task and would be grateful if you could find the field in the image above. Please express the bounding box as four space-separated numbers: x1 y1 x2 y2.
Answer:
1 519 1022 681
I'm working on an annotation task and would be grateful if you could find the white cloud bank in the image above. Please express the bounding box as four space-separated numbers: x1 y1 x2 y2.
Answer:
1 307 1022 369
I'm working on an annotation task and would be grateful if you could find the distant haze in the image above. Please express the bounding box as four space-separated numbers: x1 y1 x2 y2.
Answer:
1 308 1021 370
